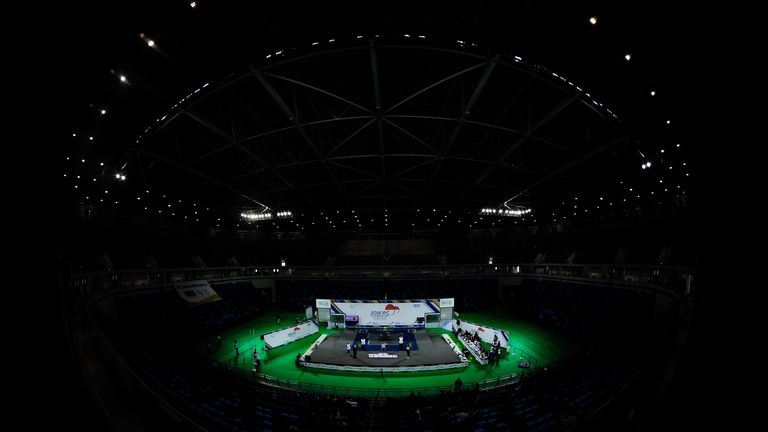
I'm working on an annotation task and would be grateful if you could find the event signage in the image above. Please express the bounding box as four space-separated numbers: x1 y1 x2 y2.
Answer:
453 320 510 348
333 301 434 326
263 320 319 350
173 280 221 306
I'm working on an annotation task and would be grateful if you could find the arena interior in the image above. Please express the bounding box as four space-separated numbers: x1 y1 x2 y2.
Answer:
53 2 699 431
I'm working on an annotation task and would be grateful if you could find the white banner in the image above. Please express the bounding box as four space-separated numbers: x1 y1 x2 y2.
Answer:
316 299 331 308
263 321 319 350
451 320 509 348
439 298 454 308
174 280 221 307
332 301 436 326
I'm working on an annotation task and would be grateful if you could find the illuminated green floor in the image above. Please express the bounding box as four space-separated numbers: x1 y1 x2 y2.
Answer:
192 304 578 395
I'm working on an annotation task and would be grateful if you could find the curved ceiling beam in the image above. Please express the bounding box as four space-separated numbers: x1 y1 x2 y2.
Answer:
264 72 373 114
136 148 270 208
502 134 629 204
383 119 440 155
179 108 311 206
420 55 499 205
252 67 351 207
326 118 377 156
384 61 488 114
458 92 581 201
385 115 565 152
368 38 387 208
239 116 375 146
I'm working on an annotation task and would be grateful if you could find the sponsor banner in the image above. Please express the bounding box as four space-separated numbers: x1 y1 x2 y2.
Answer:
451 320 509 348
174 280 221 307
332 300 430 326
318 308 331 322
262 320 319 350
316 299 331 309
368 353 398 359
439 298 455 308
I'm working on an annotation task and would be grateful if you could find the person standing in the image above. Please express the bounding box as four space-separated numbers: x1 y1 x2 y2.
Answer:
405 343 411 358
346 342 351 355
398 334 404 350
352 342 357 359
381 342 386 352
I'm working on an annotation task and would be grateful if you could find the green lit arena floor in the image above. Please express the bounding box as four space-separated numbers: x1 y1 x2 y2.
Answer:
191 304 578 396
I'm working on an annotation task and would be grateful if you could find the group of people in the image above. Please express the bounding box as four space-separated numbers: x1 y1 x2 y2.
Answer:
211 335 261 369
454 326 505 364
486 338 503 364
345 342 359 358
207 335 224 354
346 333 412 358
454 327 482 344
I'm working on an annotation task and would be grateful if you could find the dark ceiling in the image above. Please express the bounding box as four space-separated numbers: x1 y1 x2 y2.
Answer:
57 1 694 233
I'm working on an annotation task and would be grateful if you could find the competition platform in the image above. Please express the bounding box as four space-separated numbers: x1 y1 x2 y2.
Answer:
299 298 469 373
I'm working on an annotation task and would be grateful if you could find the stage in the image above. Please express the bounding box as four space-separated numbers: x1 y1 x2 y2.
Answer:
302 329 466 372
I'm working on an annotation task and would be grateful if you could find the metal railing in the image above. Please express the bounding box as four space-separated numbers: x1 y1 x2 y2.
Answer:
218 342 538 398
76 262 693 304
228 369 525 398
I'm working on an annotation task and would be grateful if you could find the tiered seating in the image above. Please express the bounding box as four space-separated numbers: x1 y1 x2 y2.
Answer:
506 278 653 340
135 356 371 431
